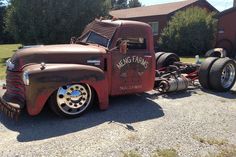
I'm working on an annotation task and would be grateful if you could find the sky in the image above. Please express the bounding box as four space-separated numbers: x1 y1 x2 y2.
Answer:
139 0 233 11
1 0 233 12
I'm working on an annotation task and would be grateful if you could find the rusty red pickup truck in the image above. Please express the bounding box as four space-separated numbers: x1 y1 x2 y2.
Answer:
1 19 236 120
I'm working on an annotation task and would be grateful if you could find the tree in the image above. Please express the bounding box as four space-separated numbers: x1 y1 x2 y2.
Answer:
112 0 128 10
112 0 141 10
0 0 14 44
4 0 111 45
0 6 5 42
0 0 5 6
159 7 217 56
128 0 141 8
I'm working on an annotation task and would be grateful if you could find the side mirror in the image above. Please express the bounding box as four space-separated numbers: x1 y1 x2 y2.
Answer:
119 40 128 54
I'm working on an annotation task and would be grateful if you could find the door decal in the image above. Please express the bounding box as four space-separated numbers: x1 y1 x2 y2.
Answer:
116 56 149 71
115 56 150 91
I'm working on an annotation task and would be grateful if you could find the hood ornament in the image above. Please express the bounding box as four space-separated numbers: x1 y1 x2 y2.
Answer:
40 62 46 70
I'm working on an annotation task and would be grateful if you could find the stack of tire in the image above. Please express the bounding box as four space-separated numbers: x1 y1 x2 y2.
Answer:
155 52 236 92
155 52 180 69
199 57 236 92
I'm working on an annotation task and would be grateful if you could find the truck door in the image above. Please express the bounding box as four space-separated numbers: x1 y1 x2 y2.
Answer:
110 36 155 96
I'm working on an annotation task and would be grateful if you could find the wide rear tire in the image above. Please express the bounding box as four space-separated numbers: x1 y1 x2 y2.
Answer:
199 57 219 89
209 58 236 92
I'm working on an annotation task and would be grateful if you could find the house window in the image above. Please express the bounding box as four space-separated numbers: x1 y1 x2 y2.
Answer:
149 22 159 36
218 28 224 34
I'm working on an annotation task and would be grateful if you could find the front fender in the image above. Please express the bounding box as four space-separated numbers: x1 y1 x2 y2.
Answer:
22 64 108 115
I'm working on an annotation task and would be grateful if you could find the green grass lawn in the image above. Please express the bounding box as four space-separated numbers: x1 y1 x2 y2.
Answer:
0 44 21 79
180 57 204 63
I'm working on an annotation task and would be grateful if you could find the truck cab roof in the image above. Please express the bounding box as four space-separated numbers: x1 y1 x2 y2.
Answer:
80 19 151 41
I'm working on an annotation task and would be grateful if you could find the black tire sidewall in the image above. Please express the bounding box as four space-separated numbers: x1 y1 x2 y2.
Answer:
156 53 180 69
199 57 219 89
155 52 165 60
155 52 165 69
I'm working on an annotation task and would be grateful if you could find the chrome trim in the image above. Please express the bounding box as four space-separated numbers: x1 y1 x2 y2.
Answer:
6 59 15 71
22 71 30 85
221 63 236 88
87 60 101 66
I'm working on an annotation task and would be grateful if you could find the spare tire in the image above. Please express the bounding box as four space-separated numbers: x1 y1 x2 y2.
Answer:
155 52 165 60
215 39 234 58
199 57 219 89
156 53 180 69
205 48 227 58
209 58 236 92
155 52 166 69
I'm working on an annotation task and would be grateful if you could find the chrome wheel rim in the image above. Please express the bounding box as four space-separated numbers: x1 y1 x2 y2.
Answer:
56 84 92 115
221 63 236 89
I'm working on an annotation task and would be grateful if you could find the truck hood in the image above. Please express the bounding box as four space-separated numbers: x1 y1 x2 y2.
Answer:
10 44 107 71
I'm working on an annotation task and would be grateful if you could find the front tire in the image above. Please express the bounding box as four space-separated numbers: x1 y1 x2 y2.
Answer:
49 83 93 118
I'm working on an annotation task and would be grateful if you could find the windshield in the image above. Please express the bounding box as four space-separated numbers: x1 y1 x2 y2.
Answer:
80 31 110 47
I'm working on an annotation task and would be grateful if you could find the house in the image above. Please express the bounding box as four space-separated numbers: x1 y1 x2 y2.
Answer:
110 0 218 48
216 1 236 58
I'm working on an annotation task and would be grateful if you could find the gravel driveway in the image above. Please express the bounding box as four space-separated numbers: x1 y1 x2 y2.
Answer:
0 80 236 157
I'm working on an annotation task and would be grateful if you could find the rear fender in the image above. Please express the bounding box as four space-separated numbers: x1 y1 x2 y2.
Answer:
23 64 108 116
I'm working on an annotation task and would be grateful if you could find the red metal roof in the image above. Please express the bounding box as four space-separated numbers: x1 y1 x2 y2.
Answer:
110 0 216 18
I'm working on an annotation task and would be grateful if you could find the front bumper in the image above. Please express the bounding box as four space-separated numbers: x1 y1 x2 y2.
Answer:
0 89 23 120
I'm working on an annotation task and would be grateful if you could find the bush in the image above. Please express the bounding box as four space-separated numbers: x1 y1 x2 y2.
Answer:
159 7 217 56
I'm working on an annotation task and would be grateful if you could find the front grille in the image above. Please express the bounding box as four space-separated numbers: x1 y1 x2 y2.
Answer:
5 71 25 103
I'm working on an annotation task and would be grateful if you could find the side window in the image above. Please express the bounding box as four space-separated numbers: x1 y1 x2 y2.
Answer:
149 22 159 36
127 38 146 49
116 38 146 50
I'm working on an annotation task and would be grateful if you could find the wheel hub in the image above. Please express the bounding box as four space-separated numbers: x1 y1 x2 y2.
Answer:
221 63 236 89
70 90 82 101
56 84 92 115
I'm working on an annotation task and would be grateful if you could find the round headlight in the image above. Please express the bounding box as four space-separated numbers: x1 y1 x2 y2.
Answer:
22 71 30 85
6 59 15 71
